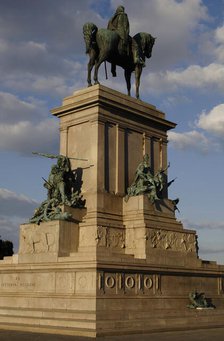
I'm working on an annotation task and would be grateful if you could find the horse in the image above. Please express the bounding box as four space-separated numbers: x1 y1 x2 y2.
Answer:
83 22 155 99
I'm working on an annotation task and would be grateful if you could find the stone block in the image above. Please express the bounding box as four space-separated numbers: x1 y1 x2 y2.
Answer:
18 219 79 262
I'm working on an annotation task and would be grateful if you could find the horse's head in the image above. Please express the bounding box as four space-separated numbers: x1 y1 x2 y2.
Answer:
132 33 156 61
83 22 98 53
144 34 156 59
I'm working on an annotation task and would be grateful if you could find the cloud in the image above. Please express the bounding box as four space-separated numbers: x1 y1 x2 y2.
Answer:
0 119 59 155
183 219 224 231
0 38 83 79
0 0 215 101
0 91 47 124
215 24 224 44
0 216 18 235
111 0 209 70
0 188 38 218
200 247 224 254
197 104 224 137
0 39 85 98
199 245 224 265
0 0 106 55
213 24 224 62
182 218 224 263
168 130 212 153
142 63 224 95
168 63 224 89
0 92 59 154
0 1 107 99
0 0 211 99
0 188 39 250
0 216 19 251
165 63 224 89
138 19 224 96
168 103 224 153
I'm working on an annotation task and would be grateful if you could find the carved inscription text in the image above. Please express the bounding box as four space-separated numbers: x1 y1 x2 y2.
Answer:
0 276 35 290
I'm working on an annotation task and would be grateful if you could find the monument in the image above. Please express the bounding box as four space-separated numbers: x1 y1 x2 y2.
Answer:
0 6 224 338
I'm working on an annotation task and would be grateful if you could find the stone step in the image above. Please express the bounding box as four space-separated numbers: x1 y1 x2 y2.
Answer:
0 307 96 321
96 313 224 335
0 322 96 337
0 254 18 264
0 314 96 330
97 308 224 320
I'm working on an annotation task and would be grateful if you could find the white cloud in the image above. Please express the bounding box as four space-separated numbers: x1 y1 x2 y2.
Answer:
111 0 209 70
0 188 38 218
0 36 85 98
0 91 46 124
0 188 35 202
143 63 224 94
0 188 37 250
168 130 211 152
0 0 209 95
214 24 224 62
168 104 224 153
166 63 224 88
182 218 224 263
0 1 106 98
0 0 214 98
0 0 106 54
0 119 59 154
114 0 208 34
0 216 19 250
215 25 224 44
197 104 224 136
183 218 224 230
199 245 224 265
0 92 59 154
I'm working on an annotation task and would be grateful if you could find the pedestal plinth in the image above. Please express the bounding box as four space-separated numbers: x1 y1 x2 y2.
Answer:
0 85 224 337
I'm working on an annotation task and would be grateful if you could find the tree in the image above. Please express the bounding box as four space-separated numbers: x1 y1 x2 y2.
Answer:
0 236 14 260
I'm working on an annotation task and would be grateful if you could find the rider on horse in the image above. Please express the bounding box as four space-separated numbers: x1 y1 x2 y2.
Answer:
107 6 130 57
107 6 145 76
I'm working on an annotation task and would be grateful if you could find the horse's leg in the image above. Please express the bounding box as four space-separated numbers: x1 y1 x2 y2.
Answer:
87 50 96 87
87 59 94 87
135 64 142 99
93 60 101 85
111 63 116 77
125 69 131 96
93 54 106 85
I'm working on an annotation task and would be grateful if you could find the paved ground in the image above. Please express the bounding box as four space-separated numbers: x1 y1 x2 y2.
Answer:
0 328 224 341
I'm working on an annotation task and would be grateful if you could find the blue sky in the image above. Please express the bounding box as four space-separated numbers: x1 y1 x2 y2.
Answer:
0 0 224 263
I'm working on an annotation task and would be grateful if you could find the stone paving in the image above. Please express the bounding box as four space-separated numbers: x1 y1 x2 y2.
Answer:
0 328 224 341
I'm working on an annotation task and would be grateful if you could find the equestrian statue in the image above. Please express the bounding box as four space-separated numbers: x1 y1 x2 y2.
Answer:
83 6 156 99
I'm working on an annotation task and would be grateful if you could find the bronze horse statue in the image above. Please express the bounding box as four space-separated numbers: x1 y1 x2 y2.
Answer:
83 22 155 99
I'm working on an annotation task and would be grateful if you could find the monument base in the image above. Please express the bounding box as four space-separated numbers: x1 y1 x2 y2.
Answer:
0 251 224 337
0 86 224 337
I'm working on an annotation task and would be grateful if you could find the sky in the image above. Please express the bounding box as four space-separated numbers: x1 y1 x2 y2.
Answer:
0 0 224 264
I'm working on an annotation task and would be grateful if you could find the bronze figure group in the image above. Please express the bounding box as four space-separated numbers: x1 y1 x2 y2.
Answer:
30 153 85 224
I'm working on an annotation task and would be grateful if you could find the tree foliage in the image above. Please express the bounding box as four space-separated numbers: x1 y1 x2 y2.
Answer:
0 237 14 260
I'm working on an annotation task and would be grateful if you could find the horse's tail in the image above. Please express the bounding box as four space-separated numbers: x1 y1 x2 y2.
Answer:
83 22 98 53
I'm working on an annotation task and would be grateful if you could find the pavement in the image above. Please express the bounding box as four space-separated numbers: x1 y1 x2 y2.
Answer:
0 328 224 341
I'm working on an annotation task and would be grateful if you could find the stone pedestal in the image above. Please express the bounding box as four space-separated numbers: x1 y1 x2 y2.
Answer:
0 85 224 337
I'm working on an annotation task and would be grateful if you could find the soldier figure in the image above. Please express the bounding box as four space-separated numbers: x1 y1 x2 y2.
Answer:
30 152 86 224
